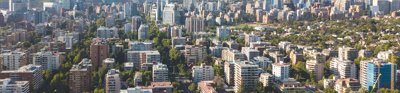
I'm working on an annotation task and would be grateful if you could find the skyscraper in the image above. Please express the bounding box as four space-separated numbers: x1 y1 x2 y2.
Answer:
162 4 177 25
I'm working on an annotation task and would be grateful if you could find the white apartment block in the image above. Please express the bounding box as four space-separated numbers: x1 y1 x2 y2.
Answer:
192 64 214 82
251 56 272 70
138 24 149 40
0 78 29 93
377 50 394 61
106 69 121 93
234 61 260 93
153 63 169 82
184 45 207 64
244 33 261 45
0 50 28 70
162 4 177 25
259 73 273 87
128 41 153 51
0 64 43 90
222 49 245 62
306 60 324 81
224 61 235 85
330 58 357 79
241 47 260 60
338 46 358 61
272 62 290 82
127 51 160 69
103 58 115 70
33 50 60 71
97 26 119 39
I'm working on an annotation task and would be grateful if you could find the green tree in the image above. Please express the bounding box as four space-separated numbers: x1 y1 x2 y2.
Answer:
142 71 152 86
255 82 265 93
177 64 189 77
213 76 225 88
42 70 52 80
169 48 181 63
94 88 105 93
323 87 335 93
291 62 310 82
162 39 171 47
73 51 82 63
188 83 197 92
213 65 224 76
317 79 324 90
96 17 105 27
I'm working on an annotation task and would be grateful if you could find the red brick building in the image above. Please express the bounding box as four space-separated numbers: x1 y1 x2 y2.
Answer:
89 38 109 69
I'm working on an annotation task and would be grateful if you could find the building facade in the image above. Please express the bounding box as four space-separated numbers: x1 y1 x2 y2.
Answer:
0 78 29 93
360 59 397 91
96 26 119 39
0 64 42 91
32 50 60 71
90 38 109 69
234 61 259 93
185 15 205 33
192 64 214 82
184 45 207 64
272 62 290 82
152 63 169 82
106 69 121 93
0 50 28 70
330 58 357 79
69 58 92 93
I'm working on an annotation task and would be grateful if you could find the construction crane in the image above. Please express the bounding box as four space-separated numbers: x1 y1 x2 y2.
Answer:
369 74 382 93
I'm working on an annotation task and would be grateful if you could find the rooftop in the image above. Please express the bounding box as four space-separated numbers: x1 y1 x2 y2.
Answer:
1 64 41 73
142 82 173 89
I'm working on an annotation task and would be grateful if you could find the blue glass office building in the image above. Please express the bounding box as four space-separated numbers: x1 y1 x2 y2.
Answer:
366 63 397 91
